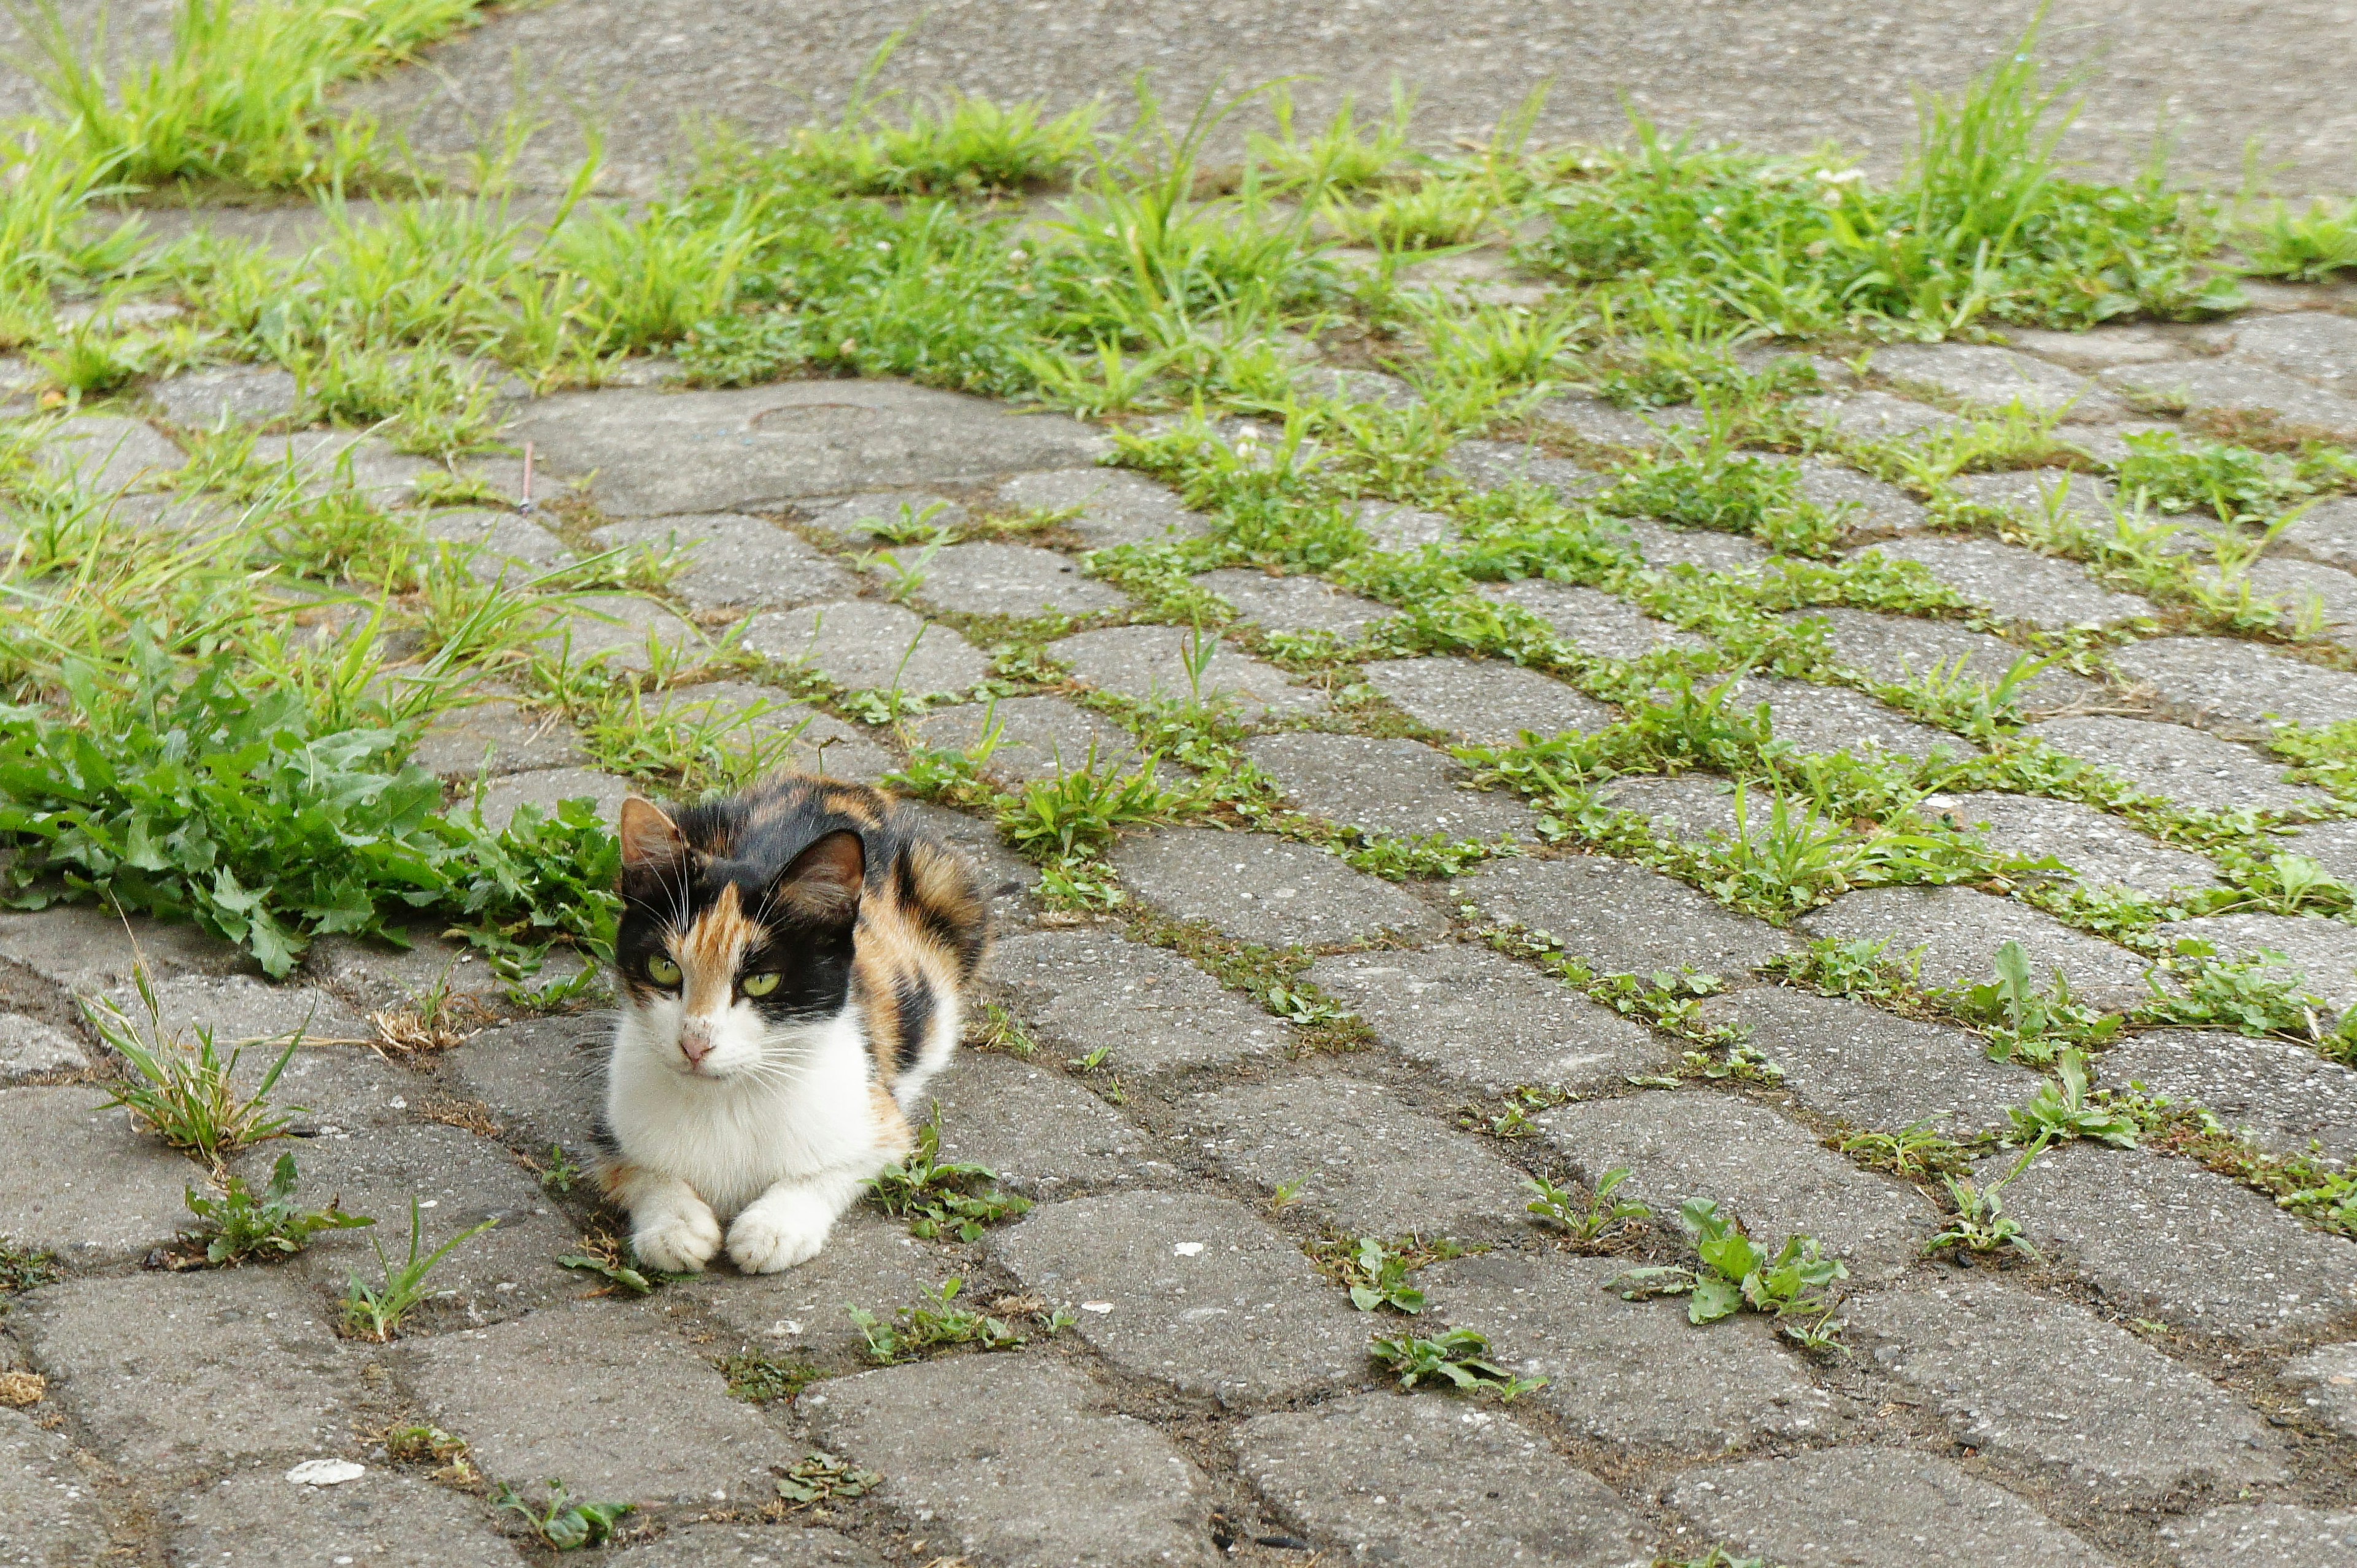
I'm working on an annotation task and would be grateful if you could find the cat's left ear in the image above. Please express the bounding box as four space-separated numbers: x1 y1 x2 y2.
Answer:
776 829 864 923
618 797 688 871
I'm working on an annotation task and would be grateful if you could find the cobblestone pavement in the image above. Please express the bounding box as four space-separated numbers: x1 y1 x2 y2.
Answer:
7 258 2357 1566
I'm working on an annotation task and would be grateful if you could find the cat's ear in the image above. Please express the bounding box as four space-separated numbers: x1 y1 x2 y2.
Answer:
618 797 687 871
776 829 864 923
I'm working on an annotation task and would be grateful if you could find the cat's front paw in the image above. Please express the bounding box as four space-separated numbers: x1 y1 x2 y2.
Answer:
726 1195 832 1274
633 1199 722 1273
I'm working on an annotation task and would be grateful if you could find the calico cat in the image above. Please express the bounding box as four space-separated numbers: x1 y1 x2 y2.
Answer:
596 776 988 1274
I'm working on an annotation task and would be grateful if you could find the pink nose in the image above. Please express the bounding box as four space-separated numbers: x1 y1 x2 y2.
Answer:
679 1026 713 1067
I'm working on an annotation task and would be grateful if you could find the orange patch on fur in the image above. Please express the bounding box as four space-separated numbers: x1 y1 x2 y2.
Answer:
673 883 756 1017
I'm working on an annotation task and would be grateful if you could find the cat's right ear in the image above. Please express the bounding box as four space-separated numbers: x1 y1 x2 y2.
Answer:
618 797 688 872
776 828 864 923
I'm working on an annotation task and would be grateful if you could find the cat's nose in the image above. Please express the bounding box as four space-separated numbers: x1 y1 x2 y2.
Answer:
678 1025 714 1067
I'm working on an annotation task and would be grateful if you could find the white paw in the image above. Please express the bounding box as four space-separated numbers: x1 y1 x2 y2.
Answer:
632 1200 721 1273
727 1197 832 1274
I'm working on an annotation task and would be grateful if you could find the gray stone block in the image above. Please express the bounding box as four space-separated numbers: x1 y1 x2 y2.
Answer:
1848 1276 2284 1488
2111 635 2357 732
1358 655 1617 746
589 513 861 612
2170 1505 2357 1568
96 973 370 1052
1295 365 1419 408
251 431 432 507
1796 457 1929 534
886 540 1126 619
305 925 563 1015
1462 855 1797 979
1593 773 1744 841
1482 580 1706 659
1237 1391 1651 1568
416 510 571 587
1668 1448 2115 1567
1308 944 1667 1094
988 1190 1369 1404
412 697 587 780
603 1523 886 1566
994 467 1209 548
1180 1074 1530 1238
2283 1342 2357 1438
1997 1142 2357 1342
1919 790 2223 895
37 414 184 493
19 1269 364 1477
1816 389 1973 444
652 681 897 782
911 693 1149 784
2161 910 2357 1011
536 592 708 675
1620 517 1771 572
0 1088 195 1261
1700 987 2030 1134
1534 390 1703 448
2277 493 2357 571
927 1049 1169 1200
1858 536 2155 627
1732 675 1977 761
1244 732 1538 840
1950 466 2118 526
2106 1031 2357 1164
2023 715 2330 815
0 904 254 994
982 927 1292 1075
1352 499 1455 552
1790 607 2102 709
1872 341 2125 420
806 1356 1217 1568
743 600 991 695
689 1206 959 1366
0 1407 116 1568
2235 557 2357 644
1799 884 2152 1011
508 383 1112 516
1112 828 1447 948
166 1466 522 1567
2207 311 2357 393
0 1013 88 1083
147 363 300 427
1419 1251 1832 1449
1195 567 1392 636
1051 624 1326 719
2005 323 2189 374
403 1297 789 1506
1441 439 1609 500
797 491 966 540
2101 358 2357 438
1538 1091 1933 1280
2285 818 2357 884
445 1013 608 1164
468 766 635 835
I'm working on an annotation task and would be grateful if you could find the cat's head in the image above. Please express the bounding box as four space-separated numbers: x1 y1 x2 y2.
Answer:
611 795 864 1080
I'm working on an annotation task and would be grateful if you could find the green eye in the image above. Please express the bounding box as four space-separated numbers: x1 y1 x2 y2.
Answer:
646 956 682 987
741 971 781 997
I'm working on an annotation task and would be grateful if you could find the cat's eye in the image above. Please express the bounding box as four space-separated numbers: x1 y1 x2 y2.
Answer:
645 956 683 987
741 971 781 997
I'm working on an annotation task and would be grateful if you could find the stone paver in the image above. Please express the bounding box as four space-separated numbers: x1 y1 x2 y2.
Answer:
1237 1392 1652 1567
2100 358 2357 440
886 539 1129 619
743 599 991 693
402 1297 788 1505
2235 556 2357 645
0 1089 199 1261
1922 789 2223 895
1595 773 1746 841
1482 579 1707 659
989 1190 1369 1404
1797 457 1930 534
2024 715 2331 816
1443 440 1607 500
1182 1075 1530 1238
654 680 898 781
1859 536 2155 627
0 1013 87 1081
469 765 634 834
1538 1092 1933 1279
589 512 861 611
2170 1505 2357 1567
1951 466 2119 526
1111 828 1447 948
1619 516 1773 572
2206 311 2357 392
1358 655 1617 744
1051 624 1327 718
411 697 587 779
984 928 1293 1075
146 363 301 427
1736 674 1978 761
1307 944 1668 1094
1668 1448 2116 1567
20 1269 362 1477
689 1208 954 1366
809 1356 1217 1568
928 1049 1174 1199
2279 493 2357 572
1196 568 1392 636
537 592 706 674
444 1013 606 1161
1463 855 1797 978
166 1467 522 1567
1799 884 2153 1011
2162 911 2357 1012
798 490 966 539
508 383 1111 515
1817 389 1972 444
1700 987 2030 1134
611 1524 886 1566
913 693 1152 782
2283 1343 2357 1439
37 414 184 493
420 508 573 582
995 466 1210 548
1420 1251 1833 1449
1849 1276 2285 1488
1998 1142 2357 1343
1792 607 2102 709
1353 499 1456 552
1243 732 1538 839
1873 341 2124 420
2111 635 2357 732
0 1407 115 1568
2105 1029 2357 1163
1535 390 1701 449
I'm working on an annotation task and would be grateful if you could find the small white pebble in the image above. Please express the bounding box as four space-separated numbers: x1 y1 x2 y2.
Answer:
1173 1242 1204 1256
1082 1300 1113 1313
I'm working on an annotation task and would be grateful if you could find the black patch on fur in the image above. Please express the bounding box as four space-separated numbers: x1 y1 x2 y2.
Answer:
891 973 934 1073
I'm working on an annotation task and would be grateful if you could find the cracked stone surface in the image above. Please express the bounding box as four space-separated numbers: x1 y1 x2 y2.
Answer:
1463 855 1797 979
989 1191 1369 1404
983 927 1294 1075
589 512 861 611
688 1208 956 1366
0 1407 116 1568
743 599 992 693
1800 884 2153 1011
928 1049 1172 1200
2024 715 2332 815
145 363 301 427
1668 1448 2115 1567
2161 911 2357 1012
2278 493 2357 571
2168 1505 2357 1568
1921 789 2223 895
0 1013 86 1082
1243 732 1538 839
2283 1343 2357 1439
1873 341 2125 420
1308 944 1668 1094
1730 675 1978 762
1196 568 1393 636
0 1089 203 1261
1797 457 1930 535
1482 579 1708 659
1112 827 1446 948
1237 1392 1652 1567
1848 1276 2286 1488
1790 608 2102 709
412 697 587 780
912 692 1151 782
994 466 1210 548
1859 536 2155 627
1358 655 1617 744
1699 987 2031 1134
1618 516 1773 571
1051 623 1327 719
2100 358 2357 439
885 539 1129 619
2110 635 2357 731
166 1467 522 1567
2096 1032 2357 1165
1442 439 1608 500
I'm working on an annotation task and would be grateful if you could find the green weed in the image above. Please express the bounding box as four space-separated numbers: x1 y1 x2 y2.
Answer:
493 1481 633 1551
339 1199 497 1340
1524 1168 1652 1246
2115 429 2305 522
1611 1197 1847 1348
848 1278 1067 1363
1332 1236 1430 1313
715 1351 820 1405
180 1152 372 1265
1955 940 2121 1063
84 971 301 1164
2239 196 2357 281
1839 1121 1968 1182
864 1113 1032 1242
995 754 1188 860
774 1449 882 1510
0 1239 61 1293
2007 1048 2138 1147
1925 1137 2047 1262
1368 1326 1545 1400
1251 85 1416 193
